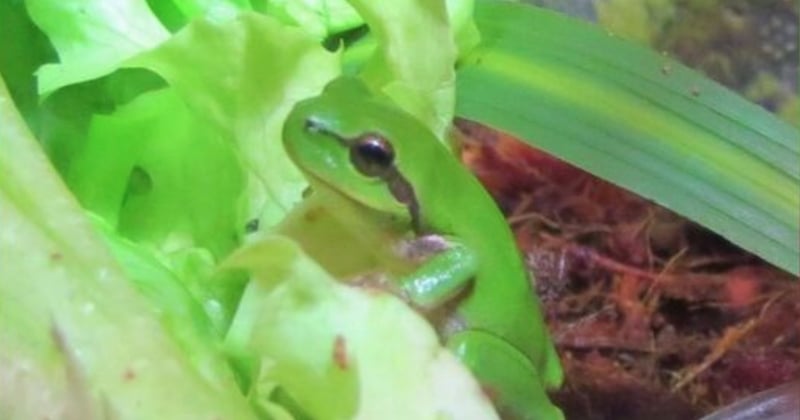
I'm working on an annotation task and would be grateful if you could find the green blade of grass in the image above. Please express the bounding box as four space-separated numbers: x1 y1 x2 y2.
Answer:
456 1 799 275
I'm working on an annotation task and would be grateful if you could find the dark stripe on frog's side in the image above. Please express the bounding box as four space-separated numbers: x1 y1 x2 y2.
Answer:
384 167 421 234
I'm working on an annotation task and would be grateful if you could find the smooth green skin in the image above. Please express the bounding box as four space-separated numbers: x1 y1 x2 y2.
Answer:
283 77 564 420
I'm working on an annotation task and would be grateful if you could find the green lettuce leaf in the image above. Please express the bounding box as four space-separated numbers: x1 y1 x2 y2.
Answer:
26 0 170 95
66 86 246 329
257 0 364 39
0 75 258 420
0 1 56 129
90 213 235 384
68 87 243 257
223 235 499 420
350 0 457 137
446 0 480 59
149 0 251 30
127 12 340 228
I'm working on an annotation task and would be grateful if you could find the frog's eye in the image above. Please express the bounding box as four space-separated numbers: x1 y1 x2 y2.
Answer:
350 134 395 177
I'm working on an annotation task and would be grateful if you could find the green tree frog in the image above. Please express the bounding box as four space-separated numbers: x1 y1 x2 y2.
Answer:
281 77 564 420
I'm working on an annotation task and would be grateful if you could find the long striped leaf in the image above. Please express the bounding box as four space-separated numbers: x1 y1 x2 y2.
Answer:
456 1 799 274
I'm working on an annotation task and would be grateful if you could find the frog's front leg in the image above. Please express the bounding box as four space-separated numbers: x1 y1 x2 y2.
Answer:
393 235 478 310
394 236 564 420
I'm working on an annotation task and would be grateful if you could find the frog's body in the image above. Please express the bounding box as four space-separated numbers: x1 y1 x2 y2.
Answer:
282 77 563 419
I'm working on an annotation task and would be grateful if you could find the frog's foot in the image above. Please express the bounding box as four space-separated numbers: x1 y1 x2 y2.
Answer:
447 330 564 420
347 234 454 297
394 235 479 311
340 234 477 315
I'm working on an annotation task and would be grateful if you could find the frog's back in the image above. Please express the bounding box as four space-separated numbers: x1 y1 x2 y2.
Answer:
391 127 563 388
415 153 562 386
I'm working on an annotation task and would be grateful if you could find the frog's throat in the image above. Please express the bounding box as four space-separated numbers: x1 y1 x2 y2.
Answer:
301 169 421 236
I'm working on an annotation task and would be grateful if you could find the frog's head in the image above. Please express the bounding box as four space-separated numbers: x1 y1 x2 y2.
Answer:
283 77 422 232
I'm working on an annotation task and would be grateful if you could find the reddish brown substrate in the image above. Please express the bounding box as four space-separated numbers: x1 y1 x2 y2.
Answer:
457 120 799 419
